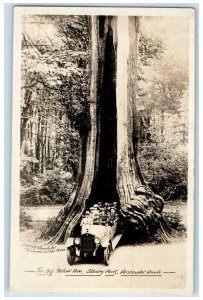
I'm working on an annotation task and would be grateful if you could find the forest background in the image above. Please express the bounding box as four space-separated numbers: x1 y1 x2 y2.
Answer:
20 15 188 210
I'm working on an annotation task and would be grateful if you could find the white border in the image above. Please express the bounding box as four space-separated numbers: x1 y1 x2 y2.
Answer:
2 1 201 299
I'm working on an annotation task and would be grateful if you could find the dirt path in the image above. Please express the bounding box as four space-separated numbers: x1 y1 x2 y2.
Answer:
21 201 187 244
16 202 189 293
14 237 187 292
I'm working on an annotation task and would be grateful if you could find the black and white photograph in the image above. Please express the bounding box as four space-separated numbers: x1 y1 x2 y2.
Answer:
10 6 195 294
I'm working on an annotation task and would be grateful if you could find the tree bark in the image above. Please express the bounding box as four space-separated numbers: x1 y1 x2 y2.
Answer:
42 16 99 242
116 17 164 238
42 16 167 244
21 89 32 146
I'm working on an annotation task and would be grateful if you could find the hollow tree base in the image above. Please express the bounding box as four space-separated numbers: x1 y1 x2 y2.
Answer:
41 16 170 245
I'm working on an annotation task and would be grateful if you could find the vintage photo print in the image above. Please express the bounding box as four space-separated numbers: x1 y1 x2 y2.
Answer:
10 6 195 295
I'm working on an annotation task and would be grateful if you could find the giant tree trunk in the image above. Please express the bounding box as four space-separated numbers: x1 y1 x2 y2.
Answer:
43 16 167 243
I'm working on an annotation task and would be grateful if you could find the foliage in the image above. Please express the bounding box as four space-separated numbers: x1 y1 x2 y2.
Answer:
163 210 185 231
21 15 90 127
20 208 33 231
21 169 75 206
138 142 188 200
138 33 165 67
20 15 188 207
138 62 188 114
21 15 89 176
153 209 186 243
39 217 57 236
135 20 188 203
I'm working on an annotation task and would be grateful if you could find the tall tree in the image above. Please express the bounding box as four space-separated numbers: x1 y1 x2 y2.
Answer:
21 15 89 174
43 16 168 243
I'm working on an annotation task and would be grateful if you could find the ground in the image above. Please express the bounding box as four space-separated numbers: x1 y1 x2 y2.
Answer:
13 201 190 293
20 201 187 244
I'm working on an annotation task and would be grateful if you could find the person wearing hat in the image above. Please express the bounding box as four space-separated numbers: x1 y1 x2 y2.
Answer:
112 203 118 213
110 207 116 214
89 207 94 213
100 207 105 216
89 208 98 224
85 210 90 215
99 207 107 224
107 210 115 226
81 210 93 226
98 202 105 212
93 204 99 215
108 207 117 223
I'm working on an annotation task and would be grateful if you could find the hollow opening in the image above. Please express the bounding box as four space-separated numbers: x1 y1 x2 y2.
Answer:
87 23 119 208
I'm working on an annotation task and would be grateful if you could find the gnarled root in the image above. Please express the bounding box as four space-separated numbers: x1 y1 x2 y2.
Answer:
119 190 173 243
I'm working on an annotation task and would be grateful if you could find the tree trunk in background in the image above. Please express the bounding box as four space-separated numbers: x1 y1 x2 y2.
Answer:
21 89 32 146
36 113 42 172
43 16 166 243
161 108 165 142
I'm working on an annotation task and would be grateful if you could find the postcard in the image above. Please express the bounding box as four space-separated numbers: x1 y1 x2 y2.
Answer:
10 6 195 295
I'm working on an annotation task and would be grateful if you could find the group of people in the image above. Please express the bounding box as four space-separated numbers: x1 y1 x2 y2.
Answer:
81 202 119 226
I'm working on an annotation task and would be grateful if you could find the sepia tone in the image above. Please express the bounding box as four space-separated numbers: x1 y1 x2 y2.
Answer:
10 7 194 295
